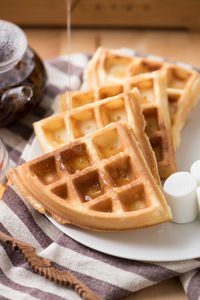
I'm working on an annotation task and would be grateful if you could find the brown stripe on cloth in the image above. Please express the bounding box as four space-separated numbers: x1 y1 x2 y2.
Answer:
50 262 130 300
48 59 84 78
7 122 33 141
0 225 130 300
2 187 52 249
3 186 178 284
192 67 200 72
28 133 36 145
56 235 179 282
4 144 21 164
187 269 200 300
0 223 27 267
17 157 25 165
0 268 68 300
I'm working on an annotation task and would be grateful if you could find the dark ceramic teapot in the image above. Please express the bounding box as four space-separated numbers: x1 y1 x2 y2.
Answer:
0 20 47 126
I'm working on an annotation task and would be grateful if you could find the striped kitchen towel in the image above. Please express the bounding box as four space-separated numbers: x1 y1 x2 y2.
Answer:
1 49 200 300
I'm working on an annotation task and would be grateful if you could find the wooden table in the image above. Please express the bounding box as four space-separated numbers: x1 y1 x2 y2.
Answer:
9 27 197 300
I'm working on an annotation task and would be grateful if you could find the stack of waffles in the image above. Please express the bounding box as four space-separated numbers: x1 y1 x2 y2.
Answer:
7 48 200 231
84 48 200 147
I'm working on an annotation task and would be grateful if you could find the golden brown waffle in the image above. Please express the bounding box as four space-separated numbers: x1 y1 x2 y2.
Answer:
7 122 172 231
35 90 160 184
84 47 200 147
59 72 177 179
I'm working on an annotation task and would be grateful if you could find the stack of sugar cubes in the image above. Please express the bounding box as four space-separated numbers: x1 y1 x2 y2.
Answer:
164 160 200 223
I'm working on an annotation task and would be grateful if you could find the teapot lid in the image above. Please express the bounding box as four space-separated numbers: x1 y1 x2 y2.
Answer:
0 20 27 73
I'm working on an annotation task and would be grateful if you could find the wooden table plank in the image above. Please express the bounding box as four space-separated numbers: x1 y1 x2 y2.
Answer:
2 0 200 29
123 278 187 300
100 30 200 68
25 28 200 68
14 28 193 300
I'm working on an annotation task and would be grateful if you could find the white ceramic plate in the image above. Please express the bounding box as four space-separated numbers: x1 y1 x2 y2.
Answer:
28 100 200 262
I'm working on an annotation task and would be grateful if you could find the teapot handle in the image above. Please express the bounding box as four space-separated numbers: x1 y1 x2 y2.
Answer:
0 86 33 126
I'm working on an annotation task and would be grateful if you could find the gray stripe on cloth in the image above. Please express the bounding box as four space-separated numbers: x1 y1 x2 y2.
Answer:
0 244 80 299
0 200 42 250
192 67 200 73
48 59 84 78
13 192 62 242
2 191 144 299
0 128 26 151
0 222 130 300
17 157 25 165
56 234 179 282
0 283 38 300
187 269 200 300
40 242 153 292
154 260 200 275
46 84 67 98
3 187 53 249
51 261 130 300
0 223 27 267
0 267 69 300
0 231 129 300
5 143 21 164
28 134 36 145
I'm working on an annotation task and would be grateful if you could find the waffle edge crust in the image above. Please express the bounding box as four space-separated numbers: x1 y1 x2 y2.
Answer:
7 122 172 231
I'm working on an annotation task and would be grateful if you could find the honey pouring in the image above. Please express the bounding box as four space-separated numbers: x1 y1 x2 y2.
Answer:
65 0 72 142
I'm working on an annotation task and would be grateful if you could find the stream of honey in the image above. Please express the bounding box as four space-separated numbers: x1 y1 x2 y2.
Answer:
66 0 72 142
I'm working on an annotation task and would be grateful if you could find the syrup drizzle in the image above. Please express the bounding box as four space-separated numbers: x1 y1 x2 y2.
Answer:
66 0 72 142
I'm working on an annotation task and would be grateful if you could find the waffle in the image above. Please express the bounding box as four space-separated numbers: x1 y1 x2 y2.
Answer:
35 90 160 184
7 122 172 231
84 47 200 147
59 72 177 179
